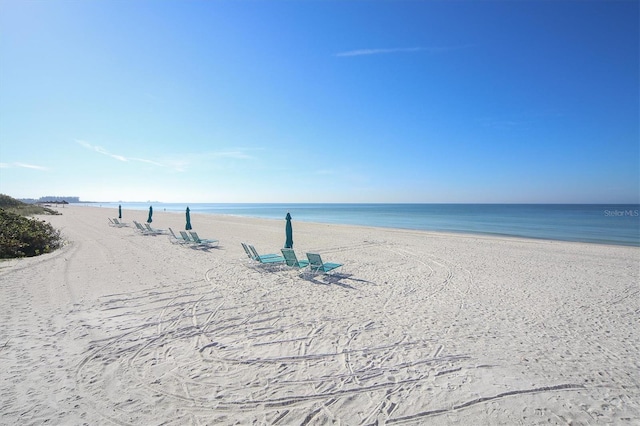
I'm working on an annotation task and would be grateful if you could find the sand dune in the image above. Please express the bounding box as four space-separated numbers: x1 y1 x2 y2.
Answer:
1 205 638 425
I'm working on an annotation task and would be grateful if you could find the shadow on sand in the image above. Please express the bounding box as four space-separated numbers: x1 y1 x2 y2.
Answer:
300 272 373 290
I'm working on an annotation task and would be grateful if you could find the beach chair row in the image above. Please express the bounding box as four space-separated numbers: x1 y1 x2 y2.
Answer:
241 243 342 274
108 218 219 247
108 218 338 272
109 218 165 235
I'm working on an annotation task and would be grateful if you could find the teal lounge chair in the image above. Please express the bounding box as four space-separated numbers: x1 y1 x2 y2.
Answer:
145 223 166 234
242 242 281 261
168 228 189 244
281 249 310 268
241 242 254 259
189 231 219 247
179 230 194 242
306 253 342 274
110 218 127 227
248 245 285 264
133 220 160 235
180 231 216 248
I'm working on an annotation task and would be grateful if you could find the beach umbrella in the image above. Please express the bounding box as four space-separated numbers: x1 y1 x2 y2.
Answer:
147 206 153 223
118 204 122 219
185 207 192 230
285 212 293 249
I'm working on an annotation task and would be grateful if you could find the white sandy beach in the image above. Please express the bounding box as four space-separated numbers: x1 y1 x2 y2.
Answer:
1 205 638 425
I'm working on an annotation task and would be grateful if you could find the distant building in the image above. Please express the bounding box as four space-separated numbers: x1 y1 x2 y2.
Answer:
38 196 80 203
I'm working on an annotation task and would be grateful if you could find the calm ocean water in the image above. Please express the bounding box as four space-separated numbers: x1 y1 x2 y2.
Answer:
86 203 640 247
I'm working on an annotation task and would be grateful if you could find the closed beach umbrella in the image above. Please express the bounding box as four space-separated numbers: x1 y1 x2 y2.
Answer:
285 212 293 249
118 204 122 219
185 207 192 230
147 206 153 223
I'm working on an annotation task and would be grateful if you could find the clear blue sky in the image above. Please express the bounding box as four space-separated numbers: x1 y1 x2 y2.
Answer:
1 0 638 203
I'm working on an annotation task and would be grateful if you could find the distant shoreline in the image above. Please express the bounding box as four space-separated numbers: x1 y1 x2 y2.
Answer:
80 202 640 247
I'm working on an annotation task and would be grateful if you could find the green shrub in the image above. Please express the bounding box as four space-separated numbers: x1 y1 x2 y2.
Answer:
0 209 63 258
0 194 24 208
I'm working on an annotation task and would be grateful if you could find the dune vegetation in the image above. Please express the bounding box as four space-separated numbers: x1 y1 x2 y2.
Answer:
0 194 62 258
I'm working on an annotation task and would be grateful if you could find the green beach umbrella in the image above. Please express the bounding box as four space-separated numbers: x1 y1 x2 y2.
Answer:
285 212 293 249
185 207 192 230
147 206 153 223
118 204 122 219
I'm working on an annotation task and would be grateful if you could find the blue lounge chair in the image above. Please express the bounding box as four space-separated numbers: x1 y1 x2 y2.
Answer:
179 231 217 248
241 242 280 261
281 248 310 268
179 231 194 242
306 253 342 274
248 245 285 264
168 228 189 244
241 242 254 259
134 220 162 235
189 231 219 247
145 223 166 234
110 218 128 227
